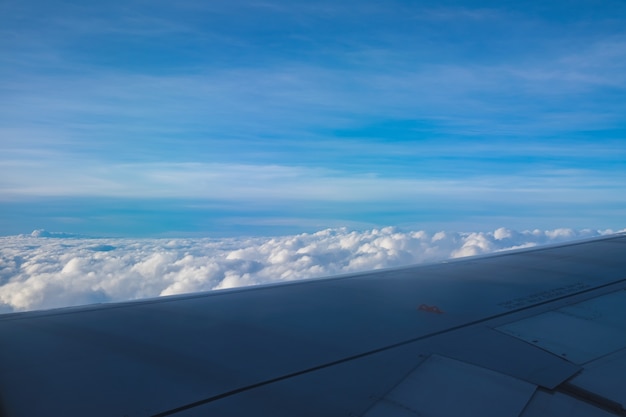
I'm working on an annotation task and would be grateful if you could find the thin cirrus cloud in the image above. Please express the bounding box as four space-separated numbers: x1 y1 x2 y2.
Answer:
0 227 621 313
2 160 624 206
4 54 625 140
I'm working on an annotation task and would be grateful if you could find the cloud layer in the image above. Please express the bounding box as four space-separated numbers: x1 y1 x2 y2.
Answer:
0 227 618 313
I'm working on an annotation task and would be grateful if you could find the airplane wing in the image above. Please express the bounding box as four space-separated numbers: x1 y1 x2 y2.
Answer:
1 233 626 416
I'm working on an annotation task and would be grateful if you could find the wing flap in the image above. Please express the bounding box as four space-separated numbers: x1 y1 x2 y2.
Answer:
497 290 626 364
569 347 626 409
363 354 536 417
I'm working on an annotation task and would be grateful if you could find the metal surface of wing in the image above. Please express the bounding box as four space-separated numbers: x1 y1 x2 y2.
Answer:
1 234 625 416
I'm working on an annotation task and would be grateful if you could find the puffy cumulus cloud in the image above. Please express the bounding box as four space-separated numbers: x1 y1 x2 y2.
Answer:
0 227 620 313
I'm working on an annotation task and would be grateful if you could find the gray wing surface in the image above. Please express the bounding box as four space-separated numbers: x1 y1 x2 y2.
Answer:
1 234 626 416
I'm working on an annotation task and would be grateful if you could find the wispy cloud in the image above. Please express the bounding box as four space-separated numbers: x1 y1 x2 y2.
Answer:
2 159 624 207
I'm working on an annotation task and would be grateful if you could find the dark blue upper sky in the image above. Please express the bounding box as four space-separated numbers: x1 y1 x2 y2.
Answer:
1 0 625 236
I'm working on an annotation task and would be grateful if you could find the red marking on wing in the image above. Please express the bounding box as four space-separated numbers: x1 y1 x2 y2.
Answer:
418 304 444 314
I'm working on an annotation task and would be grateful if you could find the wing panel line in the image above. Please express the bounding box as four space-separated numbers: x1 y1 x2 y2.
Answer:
151 277 626 417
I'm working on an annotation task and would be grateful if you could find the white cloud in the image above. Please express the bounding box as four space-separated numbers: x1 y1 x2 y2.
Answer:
2 160 625 214
0 227 620 313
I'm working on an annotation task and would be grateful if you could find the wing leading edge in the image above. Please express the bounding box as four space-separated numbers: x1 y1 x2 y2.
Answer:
1 234 626 416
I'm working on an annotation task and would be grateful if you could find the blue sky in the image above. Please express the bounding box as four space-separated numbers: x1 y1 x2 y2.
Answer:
1 0 626 236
